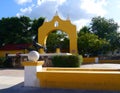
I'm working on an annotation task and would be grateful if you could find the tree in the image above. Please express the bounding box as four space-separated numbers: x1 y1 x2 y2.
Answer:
46 30 69 53
90 16 120 53
78 26 109 56
78 26 91 37
78 33 109 56
60 38 69 52
90 16 119 39
31 17 45 42
0 16 32 47
107 32 120 54
78 26 90 36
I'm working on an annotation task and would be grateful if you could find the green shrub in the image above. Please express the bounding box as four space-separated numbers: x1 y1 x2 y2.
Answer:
52 55 83 67
0 57 6 67
3 57 13 68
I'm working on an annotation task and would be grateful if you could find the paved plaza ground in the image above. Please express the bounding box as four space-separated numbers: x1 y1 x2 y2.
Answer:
0 63 120 93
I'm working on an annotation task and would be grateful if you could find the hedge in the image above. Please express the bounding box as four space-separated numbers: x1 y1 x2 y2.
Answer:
52 55 83 67
0 57 6 67
0 57 13 68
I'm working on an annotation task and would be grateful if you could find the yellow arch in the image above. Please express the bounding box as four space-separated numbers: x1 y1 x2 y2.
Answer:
38 15 78 54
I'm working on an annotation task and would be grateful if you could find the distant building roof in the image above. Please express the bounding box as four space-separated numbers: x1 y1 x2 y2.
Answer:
0 44 32 50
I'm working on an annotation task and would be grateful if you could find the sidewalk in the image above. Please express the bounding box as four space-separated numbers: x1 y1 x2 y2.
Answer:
0 64 120 93
0 69 24 89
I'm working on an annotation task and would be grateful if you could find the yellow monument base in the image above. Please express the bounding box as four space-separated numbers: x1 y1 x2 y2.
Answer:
22 61 44 66
37 68 120 91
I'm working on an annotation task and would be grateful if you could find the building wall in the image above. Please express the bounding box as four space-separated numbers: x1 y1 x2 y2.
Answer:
0 49 28 57
106 49 120 56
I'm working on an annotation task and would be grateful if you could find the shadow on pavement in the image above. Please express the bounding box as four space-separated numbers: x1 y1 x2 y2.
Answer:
0 82 120 93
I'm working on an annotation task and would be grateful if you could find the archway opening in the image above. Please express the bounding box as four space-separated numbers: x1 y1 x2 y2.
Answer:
46 30 69 53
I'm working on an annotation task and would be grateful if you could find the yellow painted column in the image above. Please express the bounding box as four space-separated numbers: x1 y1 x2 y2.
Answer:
56 48 60 53
39 48 45 54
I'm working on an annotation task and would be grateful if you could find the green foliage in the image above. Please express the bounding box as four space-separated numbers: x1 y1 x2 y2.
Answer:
52 55 83 67
60 38 69 52
0 16 45 49
107 32 120 52
0 16 32 47
78 26 91 36
3 57 13 68
90 16 120 53
46 31 60 52
46 30 69 53
0 57 6 67
31 17 45 41
0 57 13 68
90 16 119 39
78 17 120 56
78 26 109 56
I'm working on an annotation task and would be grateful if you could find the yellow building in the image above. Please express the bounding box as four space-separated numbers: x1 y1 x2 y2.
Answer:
0 44 31 57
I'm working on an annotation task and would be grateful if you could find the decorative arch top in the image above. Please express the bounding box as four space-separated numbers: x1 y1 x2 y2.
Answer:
40 15 76 31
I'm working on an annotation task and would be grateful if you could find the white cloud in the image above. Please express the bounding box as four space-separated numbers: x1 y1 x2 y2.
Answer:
20 7 32 13
16 4 35 17
17 0 66 19
15 0 32 5
37 0 66 6
16 0 107 30
37 0 43 6
73 19 90 31
117 21 120 33
80 0 107 16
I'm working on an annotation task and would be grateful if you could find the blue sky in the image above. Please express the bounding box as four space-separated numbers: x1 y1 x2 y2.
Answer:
0 0 120 32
